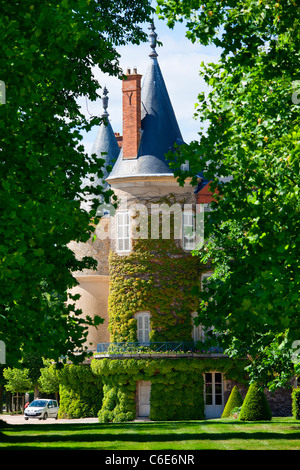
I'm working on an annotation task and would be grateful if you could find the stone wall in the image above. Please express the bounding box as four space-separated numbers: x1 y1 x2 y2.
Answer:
68 218 111 276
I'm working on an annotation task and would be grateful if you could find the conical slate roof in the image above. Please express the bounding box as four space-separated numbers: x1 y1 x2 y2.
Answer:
107 25 184 181
80 88 120 211
90 116 120 185
90 86 120 186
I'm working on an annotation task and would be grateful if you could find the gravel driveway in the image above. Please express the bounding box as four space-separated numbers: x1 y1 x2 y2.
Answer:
0 414 99 425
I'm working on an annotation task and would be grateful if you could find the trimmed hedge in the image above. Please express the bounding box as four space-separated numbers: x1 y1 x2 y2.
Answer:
221 385 243 418
239 383 272 421
58 364 103 419
292 387 300 419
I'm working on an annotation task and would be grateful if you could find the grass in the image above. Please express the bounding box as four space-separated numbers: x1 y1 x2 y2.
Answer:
0 417 300 450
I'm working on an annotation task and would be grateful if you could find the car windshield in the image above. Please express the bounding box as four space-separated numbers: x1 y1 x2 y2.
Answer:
29 400 48 407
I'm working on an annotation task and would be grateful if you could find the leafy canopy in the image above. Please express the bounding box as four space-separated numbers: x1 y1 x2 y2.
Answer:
0 0 153 365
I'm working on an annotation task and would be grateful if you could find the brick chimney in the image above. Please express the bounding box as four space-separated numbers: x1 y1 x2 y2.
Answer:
122 68 142 159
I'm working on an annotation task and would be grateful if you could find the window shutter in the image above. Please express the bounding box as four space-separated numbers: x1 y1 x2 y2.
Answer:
144 315 150 342
136 313 150 343
137 316 143 343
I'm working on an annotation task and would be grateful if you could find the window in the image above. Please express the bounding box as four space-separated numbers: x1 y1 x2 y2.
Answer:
135 312 150 344
182 211 196 250
117 210 130 252
204 372 223 406
191 312 204 342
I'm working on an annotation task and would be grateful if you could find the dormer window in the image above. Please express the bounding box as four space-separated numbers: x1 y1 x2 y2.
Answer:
117 210 130 252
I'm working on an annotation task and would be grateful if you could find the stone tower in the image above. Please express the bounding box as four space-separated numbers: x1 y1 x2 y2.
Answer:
106 24 201 345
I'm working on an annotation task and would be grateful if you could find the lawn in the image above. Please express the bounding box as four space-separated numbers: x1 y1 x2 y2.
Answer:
0 417 300 451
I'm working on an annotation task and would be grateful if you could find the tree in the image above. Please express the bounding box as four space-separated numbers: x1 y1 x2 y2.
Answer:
0 0 153 365
23 353 44 399
157 0 300 389
3 367 33 412
38 359 60 401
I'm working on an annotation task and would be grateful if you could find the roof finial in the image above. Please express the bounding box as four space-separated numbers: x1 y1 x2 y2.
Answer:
101 86 109 117
148 22 158 58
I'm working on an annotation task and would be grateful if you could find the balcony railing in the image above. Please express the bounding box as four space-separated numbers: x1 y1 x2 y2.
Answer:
96 341 223 356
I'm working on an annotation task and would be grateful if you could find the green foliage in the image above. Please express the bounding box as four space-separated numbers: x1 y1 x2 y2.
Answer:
3 367 33 393
38 360 60 395
108 234 200 343
221 385 243 418
22 353 44 385
157 0 300 390
229 406 242 419
239 383 272 421
58 364 103 419
0 0 153 366
92 357 245 422
292 388 300 420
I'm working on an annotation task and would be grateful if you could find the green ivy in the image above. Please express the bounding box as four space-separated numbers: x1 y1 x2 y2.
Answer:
91 357 246 422
108 234 201 343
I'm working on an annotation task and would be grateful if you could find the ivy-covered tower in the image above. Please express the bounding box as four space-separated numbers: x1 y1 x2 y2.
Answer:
105 24 201 345
90 25 224 423
69 24 288 422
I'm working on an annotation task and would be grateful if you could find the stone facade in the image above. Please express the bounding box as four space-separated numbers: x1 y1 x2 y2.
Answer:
69 24 295 419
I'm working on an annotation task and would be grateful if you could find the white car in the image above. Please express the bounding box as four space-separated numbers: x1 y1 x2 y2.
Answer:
24 399 59 420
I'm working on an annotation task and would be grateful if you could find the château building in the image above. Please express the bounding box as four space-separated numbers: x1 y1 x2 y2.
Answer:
68 24 292 420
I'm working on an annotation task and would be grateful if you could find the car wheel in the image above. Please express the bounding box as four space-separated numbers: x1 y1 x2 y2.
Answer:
43 413 48 420
25 417 28 421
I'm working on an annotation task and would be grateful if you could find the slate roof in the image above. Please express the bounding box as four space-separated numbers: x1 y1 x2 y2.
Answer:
80 88 120 211
90 116 120 186
107 25 184 181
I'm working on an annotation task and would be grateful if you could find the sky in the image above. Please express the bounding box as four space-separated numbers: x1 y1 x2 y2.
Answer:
80 9 221 156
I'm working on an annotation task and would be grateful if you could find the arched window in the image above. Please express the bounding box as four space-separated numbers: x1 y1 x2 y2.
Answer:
135 312 151 344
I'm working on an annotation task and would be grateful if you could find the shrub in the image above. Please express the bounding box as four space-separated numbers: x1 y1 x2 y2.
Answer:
221 385 243 418
239 382 272 421
292 388 300 420
58 364 103 419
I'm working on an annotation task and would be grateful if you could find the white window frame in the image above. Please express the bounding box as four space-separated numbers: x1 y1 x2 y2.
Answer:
204 371 224 408
116 210 131 252
135 312 151 344
182 210 196 251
